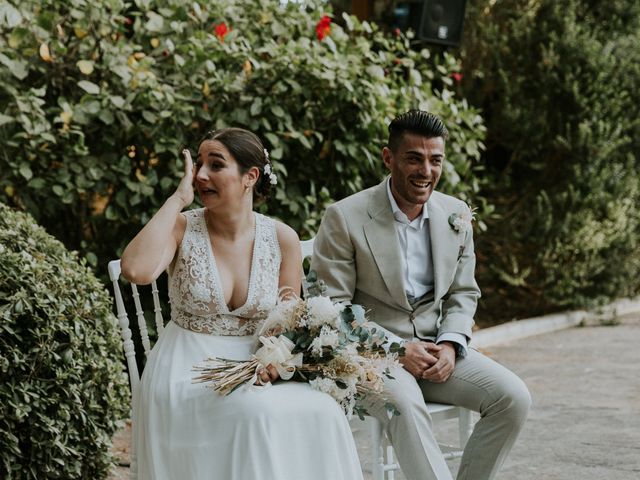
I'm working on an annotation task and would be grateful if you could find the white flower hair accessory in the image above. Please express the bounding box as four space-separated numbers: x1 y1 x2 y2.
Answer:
448 208 475 233
263 148 278 185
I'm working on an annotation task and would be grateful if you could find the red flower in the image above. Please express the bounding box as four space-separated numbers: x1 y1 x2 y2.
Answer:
393 28 401 37
316 15 331 41
451 72 463 83
215 22 229 41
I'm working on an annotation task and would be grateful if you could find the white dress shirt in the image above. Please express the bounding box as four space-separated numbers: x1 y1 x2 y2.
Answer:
386 179 468 356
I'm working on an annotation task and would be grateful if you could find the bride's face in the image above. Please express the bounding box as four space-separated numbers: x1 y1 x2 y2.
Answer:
195 140 251 208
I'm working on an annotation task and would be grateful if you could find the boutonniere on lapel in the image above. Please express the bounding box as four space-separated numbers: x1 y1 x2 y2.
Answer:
448 208 475 234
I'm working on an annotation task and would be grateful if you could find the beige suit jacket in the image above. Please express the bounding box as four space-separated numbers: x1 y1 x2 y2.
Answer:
311 178 480 341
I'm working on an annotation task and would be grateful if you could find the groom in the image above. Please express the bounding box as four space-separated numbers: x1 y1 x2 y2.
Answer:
311 110 530 480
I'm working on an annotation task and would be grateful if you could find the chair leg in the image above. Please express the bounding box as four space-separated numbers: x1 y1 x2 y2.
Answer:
458 408 473 448
386 445 396 480
370 417 385 480
367 408 474 478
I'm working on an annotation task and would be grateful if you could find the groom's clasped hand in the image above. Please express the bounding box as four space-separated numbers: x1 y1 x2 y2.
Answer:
400 341 456 383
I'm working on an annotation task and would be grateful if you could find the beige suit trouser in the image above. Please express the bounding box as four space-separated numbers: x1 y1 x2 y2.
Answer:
361 348 531 480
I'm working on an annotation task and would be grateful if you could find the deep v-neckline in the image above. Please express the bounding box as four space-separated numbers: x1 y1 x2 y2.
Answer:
204 211 259 315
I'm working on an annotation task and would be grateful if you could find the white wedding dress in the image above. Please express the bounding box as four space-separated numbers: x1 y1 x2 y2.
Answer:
132 208 363 480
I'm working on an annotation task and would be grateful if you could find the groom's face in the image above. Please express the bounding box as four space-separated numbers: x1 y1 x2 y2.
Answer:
383 132 445 211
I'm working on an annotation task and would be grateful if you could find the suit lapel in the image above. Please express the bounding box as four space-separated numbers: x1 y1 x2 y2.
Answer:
364 180 412 311
428 195 460 299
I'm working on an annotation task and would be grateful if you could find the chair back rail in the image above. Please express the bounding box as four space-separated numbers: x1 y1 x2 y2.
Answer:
300 238 314 260
131 284 152 356
107 260 140 403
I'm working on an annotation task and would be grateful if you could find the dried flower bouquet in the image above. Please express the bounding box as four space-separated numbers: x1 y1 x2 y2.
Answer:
193 274 404 419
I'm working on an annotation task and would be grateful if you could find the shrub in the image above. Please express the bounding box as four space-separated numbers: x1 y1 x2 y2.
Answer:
0 0 486 269
461 0 640 322
0 203 128 479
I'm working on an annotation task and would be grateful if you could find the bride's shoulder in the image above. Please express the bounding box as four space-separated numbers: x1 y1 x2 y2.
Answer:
255 213 299 254
273 220 299 242
271 219 300 256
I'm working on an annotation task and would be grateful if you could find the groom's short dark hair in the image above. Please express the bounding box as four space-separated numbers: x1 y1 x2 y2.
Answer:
388 110 449 152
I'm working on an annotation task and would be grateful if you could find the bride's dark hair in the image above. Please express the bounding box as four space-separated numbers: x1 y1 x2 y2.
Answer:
198 128 272 203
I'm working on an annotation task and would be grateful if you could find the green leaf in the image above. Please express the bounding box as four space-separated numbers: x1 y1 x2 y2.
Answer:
105 205 117 220
19 165 33 180
271 105 285 118
0 53 28 80
145 11 164 32
306 270 317 283
85 252 97 267
299 135 312 149
0 113 14 125
83 101 100 114
77 80 100 95
385 402 401 417
1 3 23 28
265 132 279 147
350 304 366 325
366 65 385 79
270 147 283 160
142 110 157 123
99 110 114 124
250 98 262 116
110 96 125 109
335 379 348 389
324 37 337 54
409 69 422 86
76 60 94 75
388 342 405 356
12 60 28 80
28 178 45 189
342 12 354 31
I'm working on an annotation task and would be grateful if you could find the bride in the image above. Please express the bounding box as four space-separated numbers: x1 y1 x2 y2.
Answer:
121 128 363 480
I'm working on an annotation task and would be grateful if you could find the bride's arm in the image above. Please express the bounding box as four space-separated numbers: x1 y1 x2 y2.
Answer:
120 150 194 284
254 222 301 386
275 222 302 297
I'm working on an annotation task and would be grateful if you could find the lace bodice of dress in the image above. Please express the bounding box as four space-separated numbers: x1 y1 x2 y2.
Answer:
168 209 281 336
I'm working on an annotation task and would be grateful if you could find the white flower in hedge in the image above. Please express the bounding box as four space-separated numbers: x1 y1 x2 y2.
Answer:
310 325 340 357
304 296 344 328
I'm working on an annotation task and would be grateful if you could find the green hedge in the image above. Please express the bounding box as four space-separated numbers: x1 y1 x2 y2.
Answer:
0 203 128 479
461 0 640 321
0 0 486 270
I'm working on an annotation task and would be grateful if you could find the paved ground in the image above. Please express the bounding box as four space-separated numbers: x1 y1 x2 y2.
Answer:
485 314 640 480
110 315 640 479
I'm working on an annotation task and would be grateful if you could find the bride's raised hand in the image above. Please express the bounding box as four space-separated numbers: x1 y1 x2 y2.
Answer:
173 148 196 208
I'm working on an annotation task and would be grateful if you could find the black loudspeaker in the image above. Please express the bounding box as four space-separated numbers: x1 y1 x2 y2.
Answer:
393 0 468 47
